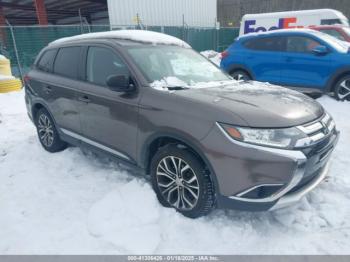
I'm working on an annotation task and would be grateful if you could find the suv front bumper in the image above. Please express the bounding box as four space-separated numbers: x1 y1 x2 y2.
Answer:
202 119 339 211
270 161 330 210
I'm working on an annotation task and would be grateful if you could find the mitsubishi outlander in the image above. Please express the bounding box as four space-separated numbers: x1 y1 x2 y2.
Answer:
25 30 339 218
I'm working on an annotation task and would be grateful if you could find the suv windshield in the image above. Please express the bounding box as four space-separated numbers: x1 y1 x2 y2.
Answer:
127 46 230 87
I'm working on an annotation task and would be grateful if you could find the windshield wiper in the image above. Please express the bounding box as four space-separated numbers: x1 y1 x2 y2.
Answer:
167 86 189 91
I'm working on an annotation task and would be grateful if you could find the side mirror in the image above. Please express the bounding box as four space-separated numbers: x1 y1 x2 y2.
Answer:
312 45 328 55
106 74 135 92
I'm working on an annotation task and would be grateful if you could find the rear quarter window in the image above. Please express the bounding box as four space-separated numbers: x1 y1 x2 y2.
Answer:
37 49 57 72
53 46 81 79
243 37 286 52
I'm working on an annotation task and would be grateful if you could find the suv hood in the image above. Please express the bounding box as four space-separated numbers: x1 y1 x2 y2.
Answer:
175 81 324 128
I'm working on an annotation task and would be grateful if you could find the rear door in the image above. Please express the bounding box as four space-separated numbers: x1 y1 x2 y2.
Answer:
279 35 331 88
76 45 140 163
38 46 82 134
242 36 285 83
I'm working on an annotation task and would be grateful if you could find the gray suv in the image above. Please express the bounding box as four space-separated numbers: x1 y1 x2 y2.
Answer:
25 31 339 218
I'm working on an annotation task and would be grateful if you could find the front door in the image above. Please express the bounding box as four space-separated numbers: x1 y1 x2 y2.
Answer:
279 35 331 89
76 45 140 163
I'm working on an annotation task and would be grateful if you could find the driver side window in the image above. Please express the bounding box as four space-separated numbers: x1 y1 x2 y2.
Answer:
86 46 129 86
287 36 321 53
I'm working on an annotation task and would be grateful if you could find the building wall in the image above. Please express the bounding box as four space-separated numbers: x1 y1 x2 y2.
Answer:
218 0 350 27
107 0 217 27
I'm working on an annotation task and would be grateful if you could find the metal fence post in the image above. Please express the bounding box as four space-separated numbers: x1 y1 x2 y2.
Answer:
182 14 185 40
5 20 23 81
78 9 84 34
215 18 219 51
182 14 188 42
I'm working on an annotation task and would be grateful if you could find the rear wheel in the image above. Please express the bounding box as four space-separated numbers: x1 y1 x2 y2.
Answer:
230 70 252 81
150 144 215 218
35 108 67 152
334 75 350 101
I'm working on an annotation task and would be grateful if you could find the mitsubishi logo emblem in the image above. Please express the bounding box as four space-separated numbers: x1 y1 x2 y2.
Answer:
321 121 329 134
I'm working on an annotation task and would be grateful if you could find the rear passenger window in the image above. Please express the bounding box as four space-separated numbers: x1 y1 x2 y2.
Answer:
37 49 57 72
53 47 81 79
287 36 321 53
244 37 286 52
86 47 129 86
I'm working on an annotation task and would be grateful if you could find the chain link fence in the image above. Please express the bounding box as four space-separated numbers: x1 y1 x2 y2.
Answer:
0 24 239 79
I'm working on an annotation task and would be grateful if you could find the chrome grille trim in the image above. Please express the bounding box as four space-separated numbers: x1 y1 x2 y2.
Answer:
309 132 326 142
328 120 335 132
296 113 336 147
236 183 285 198
297 122 323 135
321 113 331 126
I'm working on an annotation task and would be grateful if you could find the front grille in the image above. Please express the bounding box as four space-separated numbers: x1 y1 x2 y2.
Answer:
288 113 338 195
296 113 336 148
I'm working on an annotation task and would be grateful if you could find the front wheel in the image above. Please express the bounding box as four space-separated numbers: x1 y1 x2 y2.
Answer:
334 75 350 101
230 70 252 81
150 144 215 218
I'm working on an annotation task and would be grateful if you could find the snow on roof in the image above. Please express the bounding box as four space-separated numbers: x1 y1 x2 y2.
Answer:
49 30 191 48
237 28 317 39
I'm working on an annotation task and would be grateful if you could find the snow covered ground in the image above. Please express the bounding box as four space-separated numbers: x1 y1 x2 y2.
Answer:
0 90 349 255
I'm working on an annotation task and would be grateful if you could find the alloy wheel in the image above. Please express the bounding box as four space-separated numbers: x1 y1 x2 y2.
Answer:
231 71 250 81
233 73 245 81
337 79 350 100
37 114 54 147
156 156 200 211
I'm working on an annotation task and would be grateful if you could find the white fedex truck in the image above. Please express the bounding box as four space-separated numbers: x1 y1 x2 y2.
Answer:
240 9 349 36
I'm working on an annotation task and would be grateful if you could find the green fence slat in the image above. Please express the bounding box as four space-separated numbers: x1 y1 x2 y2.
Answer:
0 25 239 78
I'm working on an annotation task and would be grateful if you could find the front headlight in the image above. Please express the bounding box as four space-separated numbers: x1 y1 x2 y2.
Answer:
219 123 308 149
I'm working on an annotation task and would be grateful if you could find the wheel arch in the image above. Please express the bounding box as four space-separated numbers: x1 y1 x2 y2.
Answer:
227 64 254 79
325 67 350 92
31 101 57 127
141 132 220 193
32 102 45 120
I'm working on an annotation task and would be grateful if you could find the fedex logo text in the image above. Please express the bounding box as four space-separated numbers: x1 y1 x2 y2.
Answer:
244 17 307 34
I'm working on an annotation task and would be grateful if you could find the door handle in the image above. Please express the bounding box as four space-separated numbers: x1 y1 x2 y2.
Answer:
78 95 90 103
43 86 52 94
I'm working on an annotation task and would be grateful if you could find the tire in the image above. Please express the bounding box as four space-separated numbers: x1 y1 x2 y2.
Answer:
334 75 350 101
230 70 252 81
150 144 215 218
34 108 67 153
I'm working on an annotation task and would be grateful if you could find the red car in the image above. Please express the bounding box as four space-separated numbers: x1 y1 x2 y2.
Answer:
311 25 350 42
